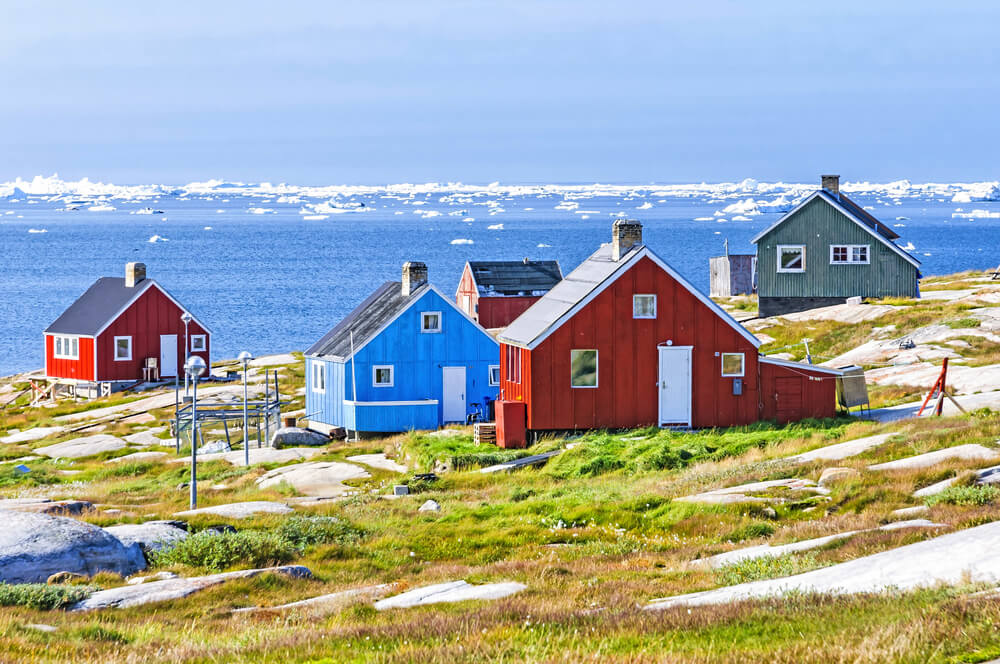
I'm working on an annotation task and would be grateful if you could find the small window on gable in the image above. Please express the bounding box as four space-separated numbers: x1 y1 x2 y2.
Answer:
373 365 394 387
721 353 745 377
777 245 806 272
489 365 500 386
633 294 656 319
570 349 598 388
114 336 132 361
830 244 869 264
421 312 442 333
190 334 207 352
312 362 325 393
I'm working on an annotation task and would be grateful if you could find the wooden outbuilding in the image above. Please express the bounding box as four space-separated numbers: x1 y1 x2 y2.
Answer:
456 259 563 329
495 220 841 447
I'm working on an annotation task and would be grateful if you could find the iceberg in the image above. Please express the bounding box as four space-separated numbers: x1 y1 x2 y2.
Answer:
450 238 474 245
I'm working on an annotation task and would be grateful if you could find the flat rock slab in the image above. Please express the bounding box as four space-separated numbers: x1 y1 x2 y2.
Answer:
648 520 1000 610
123 430 173 447
869 444 1000 472
271 427 329 448
104 521 188 553
676 478 826 504
233 583 396 615
776 303 901 324
69 565 312 611
787 433 897 463
913 462 1000 498
249 353 299 367
374 580 526 610
108 451 168 464
0 512 145 584
480 451 561 474
347 454 407 473
174 501 294 519
256 461 369 497
866 390 1000 423
169 446 324 467
1 426 65 444
0 498 94 515
35 434 127 459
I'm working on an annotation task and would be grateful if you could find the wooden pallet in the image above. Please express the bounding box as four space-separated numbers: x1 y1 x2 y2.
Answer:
474 423 497 445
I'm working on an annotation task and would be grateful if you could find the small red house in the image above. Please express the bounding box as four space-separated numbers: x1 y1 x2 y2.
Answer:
495 220 841 447
44 263 211 385
456 259 563 330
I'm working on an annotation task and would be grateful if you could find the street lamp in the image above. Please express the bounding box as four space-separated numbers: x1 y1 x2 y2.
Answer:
185 355 207 509
238 351 254 466
181 312 193 395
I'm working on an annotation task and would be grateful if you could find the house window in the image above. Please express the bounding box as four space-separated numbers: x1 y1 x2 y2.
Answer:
421 312 442 333
777 245 806 272
373 365 394 387
190 334 207 352
570 349 598 388
461 295 473 316
830 244 870 265
53 335 79 360
633 294 657 319
489 365 500 386
721 353 745 377
311 362 325 393
505 345 521 383
114 336 132 361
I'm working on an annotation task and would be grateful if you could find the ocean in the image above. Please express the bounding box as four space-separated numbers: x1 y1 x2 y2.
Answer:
1 178 998 377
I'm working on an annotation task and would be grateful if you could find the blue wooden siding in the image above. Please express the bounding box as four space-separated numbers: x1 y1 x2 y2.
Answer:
308 288 499 432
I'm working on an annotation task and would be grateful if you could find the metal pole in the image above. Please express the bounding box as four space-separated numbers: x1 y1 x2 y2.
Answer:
189 376 198 509
242 360 250 465
174 380 180 454
184 321 190 396
264 370 271 447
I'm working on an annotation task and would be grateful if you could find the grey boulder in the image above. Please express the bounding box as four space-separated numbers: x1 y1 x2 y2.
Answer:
270 426 329 448
104 521 189 554
0 512 146 583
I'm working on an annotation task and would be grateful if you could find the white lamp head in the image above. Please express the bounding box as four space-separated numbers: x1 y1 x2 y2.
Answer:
237 351 253 363
181 312 194 324
184 355 207 377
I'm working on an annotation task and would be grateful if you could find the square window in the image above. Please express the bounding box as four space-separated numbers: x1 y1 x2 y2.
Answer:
832 246 848 263
852 246 868 263
421 312 442 333
373 365 394 387
190 334 207 352
778 245 805 272
633 294 656 319
721 353 745 377
489 365 500 386
570 349 598 388
114 336 132 361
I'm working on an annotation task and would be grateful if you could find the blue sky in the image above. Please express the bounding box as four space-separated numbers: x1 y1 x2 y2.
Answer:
1 1 998 184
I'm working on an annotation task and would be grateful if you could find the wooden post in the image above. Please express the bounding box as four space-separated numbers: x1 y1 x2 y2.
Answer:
935 358 949 416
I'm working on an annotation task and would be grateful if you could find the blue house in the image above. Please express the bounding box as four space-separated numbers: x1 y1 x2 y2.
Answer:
305 262 500 434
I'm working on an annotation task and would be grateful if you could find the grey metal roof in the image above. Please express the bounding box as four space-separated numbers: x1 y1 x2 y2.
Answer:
500 244 637 347
45 277 154 335
820 190 899 240
306 281 428 359
467 260 563 296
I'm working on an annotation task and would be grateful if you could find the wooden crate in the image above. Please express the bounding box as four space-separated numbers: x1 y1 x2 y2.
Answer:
474 422 497 445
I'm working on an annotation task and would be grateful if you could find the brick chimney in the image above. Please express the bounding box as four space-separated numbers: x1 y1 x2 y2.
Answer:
611 219 643 261
821 174 840 195
125 262 146 288
401 261 428 297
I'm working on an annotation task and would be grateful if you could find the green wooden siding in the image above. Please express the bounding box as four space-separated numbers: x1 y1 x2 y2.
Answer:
756 197 919 299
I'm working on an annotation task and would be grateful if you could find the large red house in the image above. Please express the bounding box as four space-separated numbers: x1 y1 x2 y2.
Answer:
456 259 563 330
495 220 841 447
44 263 211 385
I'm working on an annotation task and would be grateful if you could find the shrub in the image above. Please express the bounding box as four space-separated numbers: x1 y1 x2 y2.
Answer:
715 553 826 586
0 583 94 610
276 516 364 549
944 318 981 329
725 523 775 543
151 530 297 571
925 485 999 507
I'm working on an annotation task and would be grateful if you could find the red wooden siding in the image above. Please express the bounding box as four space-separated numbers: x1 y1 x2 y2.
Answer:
455 266 480 320
478 296 542 330
760 362 837 422
96 286 209 381
45 335 95 381
500 344 531 404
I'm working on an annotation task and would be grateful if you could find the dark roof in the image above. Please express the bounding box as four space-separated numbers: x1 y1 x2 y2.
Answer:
819 190 900 240
306 281 428 359
45 278 153 335
467 260 562 296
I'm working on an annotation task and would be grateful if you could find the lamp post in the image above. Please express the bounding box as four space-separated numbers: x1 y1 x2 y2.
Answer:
181 312 193 395
238 351 254 466
185 355 207 509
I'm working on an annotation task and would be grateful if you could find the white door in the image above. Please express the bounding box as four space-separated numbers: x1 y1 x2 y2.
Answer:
160 335 178 378
658 346 692 427
442 366 466 423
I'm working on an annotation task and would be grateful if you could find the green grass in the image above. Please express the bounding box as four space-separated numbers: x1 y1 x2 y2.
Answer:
715 553 828 585
944 317 982 329
0 583 94 610
925 485 999 507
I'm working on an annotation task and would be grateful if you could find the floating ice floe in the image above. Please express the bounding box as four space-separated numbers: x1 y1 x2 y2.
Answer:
902 242 916 251
637 202 653 210
248 207 274 214
88 204 115 212
302 215 328 221
731 215 752 221
132 207 164 215
952 209 1000 219
27 228 47 234
487 223 503 230
450 238 474 245
694 217 714 221
463 217 474 222
537 243 551 248
147 235 168 243
203 226 212 230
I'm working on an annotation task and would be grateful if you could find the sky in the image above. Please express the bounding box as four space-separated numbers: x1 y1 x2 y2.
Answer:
1 1 999 184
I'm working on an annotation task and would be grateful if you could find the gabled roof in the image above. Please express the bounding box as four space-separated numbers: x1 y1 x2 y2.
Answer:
751 189 920 268
306 282 497 361
44 278 211 336
499 243 761 350
463 260 563 297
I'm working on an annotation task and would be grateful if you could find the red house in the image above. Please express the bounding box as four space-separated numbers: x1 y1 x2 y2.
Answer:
495 220 841 447
44 263 211 388
456 259 563 330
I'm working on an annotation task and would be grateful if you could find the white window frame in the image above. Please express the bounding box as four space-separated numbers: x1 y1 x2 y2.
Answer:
721 352 745 377
311 361 325 393
190 334 207 352
489 365 500 386
113 336 133 361
570 349 599 389
373 364 394 387
420 311 442 333
53 335 80 360
776 245 806 273
829 244 870 265
633 294 657 319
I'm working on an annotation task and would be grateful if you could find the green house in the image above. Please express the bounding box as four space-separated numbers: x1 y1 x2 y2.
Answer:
752 175 920 317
